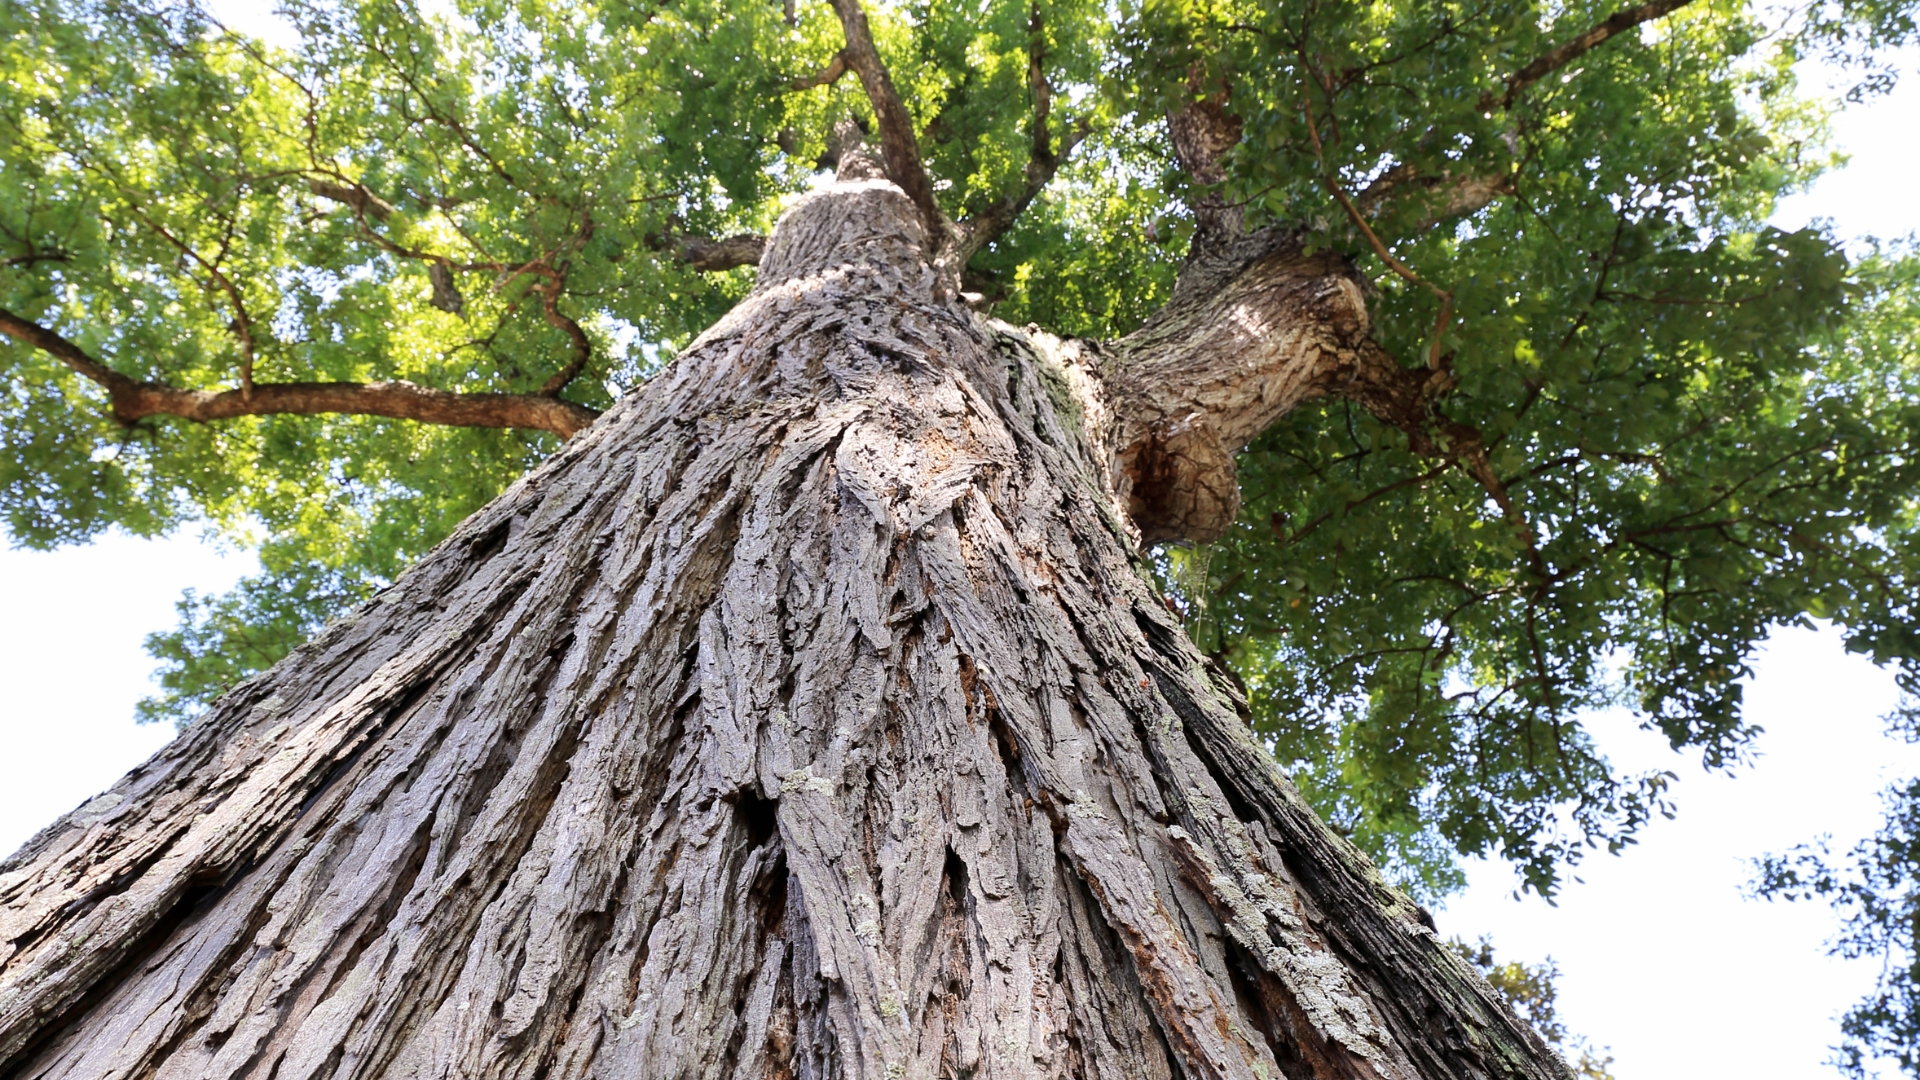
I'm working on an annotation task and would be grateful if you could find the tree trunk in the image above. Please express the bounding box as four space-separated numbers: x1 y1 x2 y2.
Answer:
0 168 1570 1080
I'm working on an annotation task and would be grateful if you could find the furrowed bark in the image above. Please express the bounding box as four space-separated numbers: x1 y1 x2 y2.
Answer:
0 166 1568 1079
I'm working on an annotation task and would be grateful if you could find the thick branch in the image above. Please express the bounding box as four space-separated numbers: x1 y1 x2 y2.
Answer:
827 0 945 242
0 307 598 437
663 232 768 272
1484 0 1698 111
306 178 396 221
1103 234 1538 570
1103 231 1372 542
1167 92 1247 245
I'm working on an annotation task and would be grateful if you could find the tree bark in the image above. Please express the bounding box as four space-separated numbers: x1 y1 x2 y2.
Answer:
0 168 1570 1080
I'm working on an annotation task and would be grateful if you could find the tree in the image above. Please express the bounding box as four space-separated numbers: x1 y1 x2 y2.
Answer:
1446 939 1615 1080
0 0 1916 1076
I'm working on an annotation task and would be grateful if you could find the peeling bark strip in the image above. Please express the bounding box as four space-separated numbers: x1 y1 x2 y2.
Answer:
0 168 1569 1080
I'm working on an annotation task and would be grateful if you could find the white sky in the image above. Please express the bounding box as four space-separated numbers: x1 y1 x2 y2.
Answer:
1 9 1916 1078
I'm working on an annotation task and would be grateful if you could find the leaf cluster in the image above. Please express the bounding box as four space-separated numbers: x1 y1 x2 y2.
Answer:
1448 937 1619 1079
1755 774 1920 1078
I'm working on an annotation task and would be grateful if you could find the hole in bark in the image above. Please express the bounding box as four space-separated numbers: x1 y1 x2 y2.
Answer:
941 847 969 909
1223 936 1313 1077
466 514 513 561
736 787 781 851
987 706 1025 793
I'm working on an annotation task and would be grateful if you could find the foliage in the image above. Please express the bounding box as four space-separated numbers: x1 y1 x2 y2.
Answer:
136 558 376 725
1754 778 1920 1078
1449 937 1619 1080
4 0 1919 940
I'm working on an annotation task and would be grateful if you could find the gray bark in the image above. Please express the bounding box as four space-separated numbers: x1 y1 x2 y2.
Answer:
0 165 1571 1080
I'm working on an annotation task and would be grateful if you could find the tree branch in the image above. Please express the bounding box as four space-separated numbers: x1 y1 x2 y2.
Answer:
827 0 945 241
947 2 1089 265
0 307 598 438
655 232 768 272
1484 0 1698 111
306 179 396 221
535 277 592 397
1301 85 1457 373
1355 168 1516 233
128 207 260 397
1343 0 1694 234
789 52 850 91
1167 89 1247 246
1337 340 1548 581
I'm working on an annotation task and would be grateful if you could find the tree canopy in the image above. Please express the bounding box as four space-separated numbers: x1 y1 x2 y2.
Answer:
3 0 1919 1052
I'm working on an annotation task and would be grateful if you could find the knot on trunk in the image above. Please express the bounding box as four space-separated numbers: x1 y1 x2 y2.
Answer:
1121 416 1241 544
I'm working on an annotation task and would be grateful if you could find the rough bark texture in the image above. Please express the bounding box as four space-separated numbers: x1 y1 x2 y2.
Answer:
0 168 1571 1080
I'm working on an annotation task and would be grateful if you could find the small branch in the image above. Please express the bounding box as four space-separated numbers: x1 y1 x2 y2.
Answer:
0 307 597 437
306 179 396 222
1483 0 1698 111
1300 88 1455 372
535 277 591 397
947 5 1088 265
128 207 260 397
0 250 70 269
0 308 137 395
1355 169 1515 233
789 52 850 91
1457 439 1550 582
828 0 945 241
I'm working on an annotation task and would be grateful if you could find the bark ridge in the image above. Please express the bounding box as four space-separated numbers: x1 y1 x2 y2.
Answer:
0 172 1570 1080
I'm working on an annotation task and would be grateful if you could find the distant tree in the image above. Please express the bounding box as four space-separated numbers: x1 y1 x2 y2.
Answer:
1450 938 1619 1080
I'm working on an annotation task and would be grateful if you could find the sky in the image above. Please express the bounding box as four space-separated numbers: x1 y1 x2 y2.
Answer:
1 9 1917 1078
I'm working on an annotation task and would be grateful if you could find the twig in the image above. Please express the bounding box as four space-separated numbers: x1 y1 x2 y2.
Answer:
1299 83 1455 373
